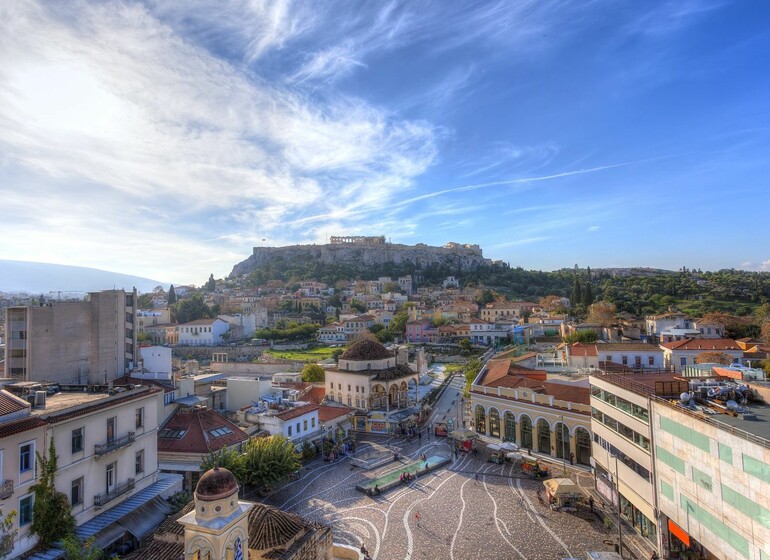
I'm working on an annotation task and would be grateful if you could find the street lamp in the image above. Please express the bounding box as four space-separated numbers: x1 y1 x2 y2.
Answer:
610 452 623 558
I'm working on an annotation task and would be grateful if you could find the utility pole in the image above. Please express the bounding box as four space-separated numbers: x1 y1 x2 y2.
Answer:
615 453 623 558
560 415 567 475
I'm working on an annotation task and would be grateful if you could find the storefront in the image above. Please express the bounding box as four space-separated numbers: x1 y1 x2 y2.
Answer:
619 494 656 544
661 516 711 560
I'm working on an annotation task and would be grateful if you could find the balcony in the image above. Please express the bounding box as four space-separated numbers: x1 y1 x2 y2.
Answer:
94 478 135 507
0 480 14 500
94 432 135 457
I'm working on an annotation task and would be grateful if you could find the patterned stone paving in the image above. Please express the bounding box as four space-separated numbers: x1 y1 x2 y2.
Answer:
266 433 618 560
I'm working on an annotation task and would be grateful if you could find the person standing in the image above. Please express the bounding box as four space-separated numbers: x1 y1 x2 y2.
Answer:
569 451 574 465
415 511 421 528
589 496 595 513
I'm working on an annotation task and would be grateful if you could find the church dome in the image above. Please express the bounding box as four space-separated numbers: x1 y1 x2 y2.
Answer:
340 339 391 361
195 467 238 502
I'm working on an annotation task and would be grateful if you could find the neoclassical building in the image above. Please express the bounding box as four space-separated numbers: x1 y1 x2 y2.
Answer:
469 358 593 465
325 339 419 413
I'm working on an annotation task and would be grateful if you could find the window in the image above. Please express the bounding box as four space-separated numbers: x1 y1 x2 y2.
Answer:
606 355 613 363
338 383 341 390
20 442 34 473
680 357 687 366
303 419 308 431
159 429 187 439
355 386 359 393
19 495 33 526
164 392 175 405
71 477 84 506
347 396 352 406
296 422 300 434
107 417 116 442
648 356 655 366
311 417 316 428
135 407 144 429
106 462 116 492
208 427 233 438
135 449 144 475
72 427 84 453
347 385 351 392
288 425 292 436
621 356 628 365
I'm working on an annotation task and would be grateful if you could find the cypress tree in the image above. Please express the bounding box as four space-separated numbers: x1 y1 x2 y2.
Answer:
167 284 177 305
572 277 582 307
583 282 594 306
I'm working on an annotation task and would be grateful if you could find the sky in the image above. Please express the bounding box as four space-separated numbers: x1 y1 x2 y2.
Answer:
2 1 770 286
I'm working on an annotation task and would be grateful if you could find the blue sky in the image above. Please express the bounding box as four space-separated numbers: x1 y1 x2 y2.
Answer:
2 1 770 285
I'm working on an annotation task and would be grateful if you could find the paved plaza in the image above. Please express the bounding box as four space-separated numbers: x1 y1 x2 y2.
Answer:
266 433 619 560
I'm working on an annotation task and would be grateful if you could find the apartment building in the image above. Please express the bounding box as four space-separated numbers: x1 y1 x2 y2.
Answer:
589 373 689 551
651 392 770 559
4 289 138 383
0 383 182 557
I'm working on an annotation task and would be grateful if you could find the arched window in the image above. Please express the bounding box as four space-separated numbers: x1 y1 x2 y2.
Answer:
537 419 551 454
519 415 533 449
475 405 486 435
575 427 592 465
504 412 516 442
555 422 569 459
488 408 500 438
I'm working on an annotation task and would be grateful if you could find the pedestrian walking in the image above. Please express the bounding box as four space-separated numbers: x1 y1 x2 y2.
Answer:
474 472 479 485
415 511 421 528
589 496 594 513
419 431 422 441
569 451 574 465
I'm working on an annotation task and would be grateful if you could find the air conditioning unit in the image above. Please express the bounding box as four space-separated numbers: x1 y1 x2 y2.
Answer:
34 391 47 408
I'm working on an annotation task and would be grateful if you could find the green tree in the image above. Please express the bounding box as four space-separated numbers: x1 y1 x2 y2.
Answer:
463 358 483 396
241 436 301 490
301 363 325 382
167 284 177 305
61 535 105 560
571 277 582 307
0 510 17 559
331 348 344 361
583 282 594 306
388 310 409 336
137 292 154 309
563 331 598 343
475 289 495 307
206 274 216 292
382 282 401 294
459 338 473 356
31 439 75 547
350 300 367 313
172 293 214 324
200 447 245 483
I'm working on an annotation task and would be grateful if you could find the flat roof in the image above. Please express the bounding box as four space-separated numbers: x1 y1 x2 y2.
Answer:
706 402 770 442
32 391 107 414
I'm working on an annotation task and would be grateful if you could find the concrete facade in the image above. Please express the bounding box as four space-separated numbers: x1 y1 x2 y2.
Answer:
4 289 138 384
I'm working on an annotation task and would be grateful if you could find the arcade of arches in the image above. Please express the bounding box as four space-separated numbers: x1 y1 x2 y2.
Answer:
473 405 592 466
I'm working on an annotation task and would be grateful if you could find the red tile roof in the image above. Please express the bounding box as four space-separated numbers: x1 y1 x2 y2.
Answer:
478 375 590 405
569 343 598 357
0 390 30 416
317 405 353 423
158 407 248 454
275 404 319 421
661 338 741 351
307 386 326 404
0 415 47 439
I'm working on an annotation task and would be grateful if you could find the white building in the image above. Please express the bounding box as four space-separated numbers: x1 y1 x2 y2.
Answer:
139 345 173 378
177 318 230 346
225 377 274 412
257 404 321 444
218 313 260 339
660 339 744 371
594 343 665 369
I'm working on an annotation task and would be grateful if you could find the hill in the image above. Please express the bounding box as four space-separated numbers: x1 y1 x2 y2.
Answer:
229 240 493 284
0 260 169 294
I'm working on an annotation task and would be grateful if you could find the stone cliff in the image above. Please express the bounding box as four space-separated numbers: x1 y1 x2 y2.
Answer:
229 242 493 279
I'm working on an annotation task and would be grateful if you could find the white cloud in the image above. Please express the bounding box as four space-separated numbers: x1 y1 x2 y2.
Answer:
588 225 600 232
0 1 438 283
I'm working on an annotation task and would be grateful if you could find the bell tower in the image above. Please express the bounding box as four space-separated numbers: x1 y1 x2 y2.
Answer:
179 467 253 560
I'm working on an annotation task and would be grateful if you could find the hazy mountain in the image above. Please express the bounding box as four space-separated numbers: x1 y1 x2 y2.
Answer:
0 260 169 294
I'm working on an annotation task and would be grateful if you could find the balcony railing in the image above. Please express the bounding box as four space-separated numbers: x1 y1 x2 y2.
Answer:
0 480 14 500
94 432 135 457
94 478 135 507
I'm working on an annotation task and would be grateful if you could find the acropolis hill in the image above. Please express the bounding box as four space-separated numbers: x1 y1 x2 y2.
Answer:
228 237 493 279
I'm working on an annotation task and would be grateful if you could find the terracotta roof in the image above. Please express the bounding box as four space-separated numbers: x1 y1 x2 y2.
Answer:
248 504 312 551
0 390 30 416
317 405 353 423
275 404 319 421
596 343 662 352
158 407 248 454
306 387 326 404
179 318 220 326
478 375 590 405
482 359 512 385
568 343 598 357
661 338 741 351
339 339 391 361
0 415 47 439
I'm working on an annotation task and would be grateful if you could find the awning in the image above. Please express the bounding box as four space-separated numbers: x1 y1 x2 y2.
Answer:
159 460 203 472
668 519 690 547
448 429 477 440
90 495 172 548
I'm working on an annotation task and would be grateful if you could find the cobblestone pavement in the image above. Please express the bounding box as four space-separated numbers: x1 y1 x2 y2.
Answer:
266 434 620 560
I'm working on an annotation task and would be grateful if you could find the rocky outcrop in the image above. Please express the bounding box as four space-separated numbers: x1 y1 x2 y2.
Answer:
229 242 492 279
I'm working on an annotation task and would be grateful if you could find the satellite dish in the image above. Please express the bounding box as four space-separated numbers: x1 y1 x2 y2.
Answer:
726 400 738 411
